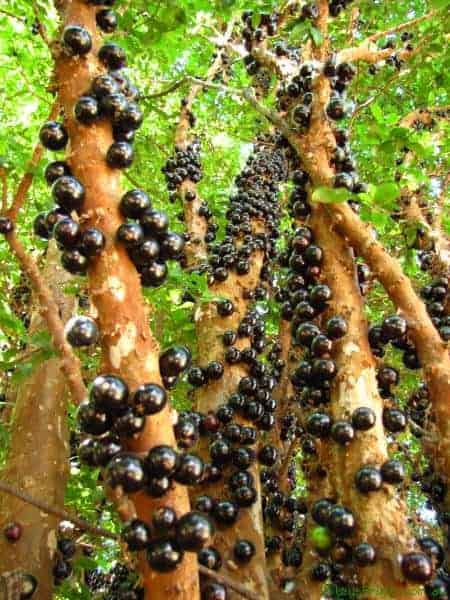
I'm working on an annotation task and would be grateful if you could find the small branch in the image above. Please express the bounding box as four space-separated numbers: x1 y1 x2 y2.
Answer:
5 231 87 406
0 8 26 22
0 168 8 213
365 9 438 44
143 78 187 100
0 480 119 541
6 99 60 221
32 2 53 50
347 7 360 44
198 566 259 600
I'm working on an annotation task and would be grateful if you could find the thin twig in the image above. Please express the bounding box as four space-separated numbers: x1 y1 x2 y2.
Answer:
0 169 8 213
5 231 87 406
143 78 187 100
32 2 53 50
6 99 60 221
0 480 119 540
365 9 438 43
0 8 26 22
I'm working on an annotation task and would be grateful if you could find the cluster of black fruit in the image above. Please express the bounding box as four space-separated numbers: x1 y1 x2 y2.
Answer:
117 188 186 288
275 62 317 129
200 135 289 284
52 534 78 586
85 562 143 600
420 276 450 342
241 9 279 60
163 140 203 191
33 158 106 274
328 0 354 17
369 32 415 75
369 314 422 370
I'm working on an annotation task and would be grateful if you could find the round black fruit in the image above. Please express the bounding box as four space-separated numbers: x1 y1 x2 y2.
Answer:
75 96 99 124
159 346 191 377
98 43 127 70
145 445 179 478
39 121 68 151
355 466 382 493
175 511 214 552
52 176 85 212
90 374 129 415
352 407 376 431
96 9 118 33
120 189 151 219
106 142 134 168
44 161 71 185
122 519 151 551
233 539 255 563
401 552 433 583
353 543 376 567
134 383 167 415
0 217 14 235
147 538 183 572
65 315 99 347
62 25 92 55
80 228 106 257
54 217 81 248
107 453 146 493
198 547 222 571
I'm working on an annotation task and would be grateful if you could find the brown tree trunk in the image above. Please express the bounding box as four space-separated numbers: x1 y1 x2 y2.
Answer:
300 207 425 600
194 247 270 600
54 2 199 599
0 241 74 600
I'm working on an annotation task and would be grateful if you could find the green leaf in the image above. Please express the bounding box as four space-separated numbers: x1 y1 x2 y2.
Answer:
430 0 450 8
373 182 399 209
311 187 350 204
309 26 323 47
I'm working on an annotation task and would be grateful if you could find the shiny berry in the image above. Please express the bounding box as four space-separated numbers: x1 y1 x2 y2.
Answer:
107 453 145 492
233 539 255 563
44 161 71 184
99 43 127 70
62 25 92 55
352 407 376 431
65 316 99 347
39 121 68 151
96 9 117 33
122 519 151 551
75 96 99 124
52 176 85 212
401 552 433 583
175 512 214 552
106 142 134 168
147 538 183 572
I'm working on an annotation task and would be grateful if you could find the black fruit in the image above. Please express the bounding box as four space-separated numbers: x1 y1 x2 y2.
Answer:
380 460 405 484
201 582 227 600
3 522 22 542
152 507 178 533
75 96 99 124
52 176 85 211
233 539 255 563
326 316 348 339
96 9 118 33
106 142 134 168
352 407 376 431
353 543 376 567
141 209 169 237
65 315 99 347
0 217 14 235
120 189 151 219
401 552 433 583
90 374 129 415
62 25 92 55
147 538 183 572
122 519 151 551
117 223 144 248
355 465 382 493
60 247 86 274
159 346 191 377
331 421 354 445
80 228 106 257
39 121 68 151
106 453 146 492
198 547 222 571
145 445 179 478
54 217 81 248
141 261 168 288
175 511 214 552
44 161 71 184
382 408 407 433
99 43 127 69
328 505 355 537
78 400 111 435
132 383 166 416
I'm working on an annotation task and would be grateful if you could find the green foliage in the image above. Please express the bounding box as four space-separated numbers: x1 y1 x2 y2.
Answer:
0 0 448 595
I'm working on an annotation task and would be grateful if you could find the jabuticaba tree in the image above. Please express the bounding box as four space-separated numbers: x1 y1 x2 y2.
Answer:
0 1 449 600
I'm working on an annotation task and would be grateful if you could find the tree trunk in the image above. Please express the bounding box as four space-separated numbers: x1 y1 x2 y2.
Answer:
0 241 74 600
303 207 424 600
54 2 199 598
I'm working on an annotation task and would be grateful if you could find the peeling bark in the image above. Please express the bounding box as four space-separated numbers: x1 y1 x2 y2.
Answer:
302 207 425 600
0 241 73 600
194 248 270 600
54 2 199 598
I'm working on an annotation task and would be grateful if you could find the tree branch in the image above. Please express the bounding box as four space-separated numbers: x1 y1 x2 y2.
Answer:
6 99 60 221
365 9 438 44
0 480 119 540
4 231 87 406
0 168 8 213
